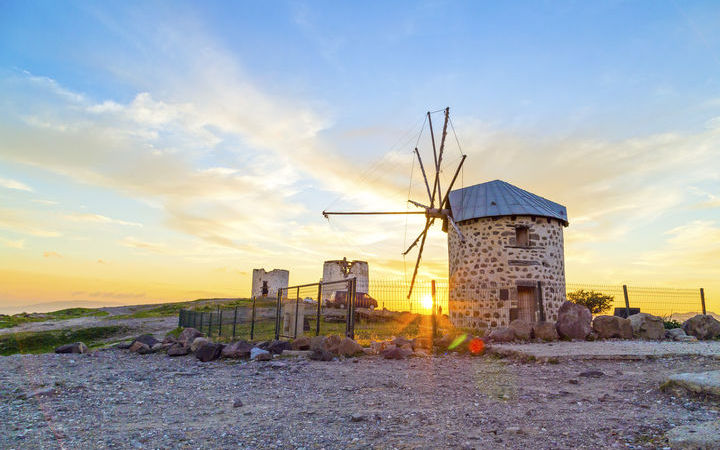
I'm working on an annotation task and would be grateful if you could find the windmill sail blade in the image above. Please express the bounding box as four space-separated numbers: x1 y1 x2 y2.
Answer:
440 154 467 209
434 107 450 205
323 211 426 218
407 199 429 209
414 147 433 203
407 224 430 299
402 217 434 255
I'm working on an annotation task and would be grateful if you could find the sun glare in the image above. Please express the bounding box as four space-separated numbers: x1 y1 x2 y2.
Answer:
420 294 433 310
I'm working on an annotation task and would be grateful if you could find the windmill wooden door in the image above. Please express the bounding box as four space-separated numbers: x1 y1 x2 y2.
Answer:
517 287 537 323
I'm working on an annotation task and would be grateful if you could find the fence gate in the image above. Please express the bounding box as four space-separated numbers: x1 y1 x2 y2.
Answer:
275 278 357 340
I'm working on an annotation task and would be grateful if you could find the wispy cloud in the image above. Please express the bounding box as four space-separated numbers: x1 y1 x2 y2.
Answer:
43 251 62 258
65 213 142 227
0 176 32 192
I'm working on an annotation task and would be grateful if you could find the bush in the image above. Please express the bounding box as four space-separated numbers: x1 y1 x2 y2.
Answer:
663 319 682 329
567 289 614 315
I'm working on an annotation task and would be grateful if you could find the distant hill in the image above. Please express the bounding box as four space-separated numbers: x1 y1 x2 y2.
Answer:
670 311 720 322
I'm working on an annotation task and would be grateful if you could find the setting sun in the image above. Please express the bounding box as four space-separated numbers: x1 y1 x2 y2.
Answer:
420 294 433 311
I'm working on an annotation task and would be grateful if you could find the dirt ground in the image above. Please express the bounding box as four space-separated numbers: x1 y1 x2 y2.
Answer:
2 347 720 449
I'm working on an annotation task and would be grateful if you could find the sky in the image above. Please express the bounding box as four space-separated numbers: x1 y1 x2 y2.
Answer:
0 0 719 314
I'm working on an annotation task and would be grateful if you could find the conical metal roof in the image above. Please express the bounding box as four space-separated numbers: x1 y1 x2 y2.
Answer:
448 180 568 225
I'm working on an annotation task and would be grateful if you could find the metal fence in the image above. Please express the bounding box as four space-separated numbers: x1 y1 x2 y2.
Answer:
178 279 713 342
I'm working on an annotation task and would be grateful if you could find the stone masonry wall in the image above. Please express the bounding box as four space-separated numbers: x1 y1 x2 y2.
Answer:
251 268 289 299
448 215 566 330
321 260 369 301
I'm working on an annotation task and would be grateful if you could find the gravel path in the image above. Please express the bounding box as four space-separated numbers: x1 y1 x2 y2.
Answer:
2 350 720 449
492 340 720 360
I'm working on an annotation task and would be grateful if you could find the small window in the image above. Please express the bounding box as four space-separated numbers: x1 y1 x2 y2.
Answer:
516 227 529 246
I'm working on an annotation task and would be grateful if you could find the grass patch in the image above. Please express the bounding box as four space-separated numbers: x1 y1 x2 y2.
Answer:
0 308 108 329
0 325 129 355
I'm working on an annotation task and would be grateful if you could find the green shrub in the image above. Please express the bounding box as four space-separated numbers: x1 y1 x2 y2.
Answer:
663 319 683 329
567 289 614 315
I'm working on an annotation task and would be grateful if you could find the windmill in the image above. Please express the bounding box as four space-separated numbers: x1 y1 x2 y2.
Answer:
322 107 467 299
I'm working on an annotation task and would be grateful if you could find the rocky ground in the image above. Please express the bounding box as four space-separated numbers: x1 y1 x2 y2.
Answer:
2 347 720 449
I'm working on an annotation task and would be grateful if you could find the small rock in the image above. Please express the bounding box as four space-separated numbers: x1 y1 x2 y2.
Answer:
167 343 190 357
178 328 205 346
54 342 88 354
351 414 365 422
233 398 243 408
291 336 311 350
190 337 211 352
24 387 56 399
309 349 334 361
195 343 224 362
488 327 516 343
129 341 151 354
133 334 159 348
250 347 271 361
382 347 413 360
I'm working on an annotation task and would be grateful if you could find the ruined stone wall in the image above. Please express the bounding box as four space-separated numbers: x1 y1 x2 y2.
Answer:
448 215 566 330
251 268 289 298
321 260 369 301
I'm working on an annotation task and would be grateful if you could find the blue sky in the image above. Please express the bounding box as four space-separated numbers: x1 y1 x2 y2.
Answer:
1 1 719 312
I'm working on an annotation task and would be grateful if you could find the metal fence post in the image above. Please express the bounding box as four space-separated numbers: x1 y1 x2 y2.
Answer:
275 289 282 341
316 282 323 336
218 307 223 337
207 311 212 336
536 281 546 322
431 280 437 340
250 298 256 340
232 306 238 339
294 286 300 339
623 285 630 318
178 310 182 328
701 288 706 315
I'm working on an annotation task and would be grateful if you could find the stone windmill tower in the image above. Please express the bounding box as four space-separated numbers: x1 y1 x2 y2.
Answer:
446 180 568 329
323 108 569 330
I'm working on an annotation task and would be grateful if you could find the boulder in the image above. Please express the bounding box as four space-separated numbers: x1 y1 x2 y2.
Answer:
433 334 455 351
509 320 532 340
683 315 720 340
190 337 210 352
629 313 665 340
195 343 224 362
291 336 311 350
532 322 559 341
178 328 205 346
382 347 413 360
267 340 292 355
391 337 415 350
556 301 592 340
322 335 344 353
309 336 326 352
151 343 170 353
167 343 190 357
309 348 334 361
115 341 133 350
133 334 159 348
129 341 151 354
666 328 688 341
666 420 720 450
54 342 89 354
221 340 254 359
592 315 633 339
334 337 364 357
250 347 272 361
488 327 516 343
